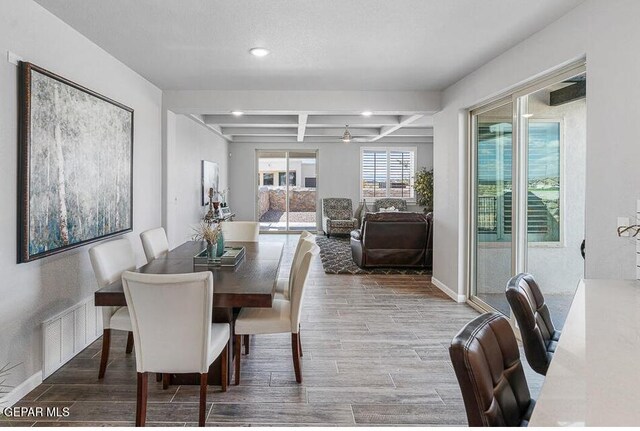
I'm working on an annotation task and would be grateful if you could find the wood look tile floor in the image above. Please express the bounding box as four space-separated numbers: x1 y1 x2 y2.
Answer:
10 234 543 426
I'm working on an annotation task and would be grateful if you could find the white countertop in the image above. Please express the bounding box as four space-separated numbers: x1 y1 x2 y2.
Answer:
529 279 640 426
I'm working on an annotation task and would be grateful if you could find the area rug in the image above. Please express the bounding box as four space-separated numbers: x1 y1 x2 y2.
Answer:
315 235 432 275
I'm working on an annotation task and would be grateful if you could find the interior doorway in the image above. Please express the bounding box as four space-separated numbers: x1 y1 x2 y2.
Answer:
256 150 318 232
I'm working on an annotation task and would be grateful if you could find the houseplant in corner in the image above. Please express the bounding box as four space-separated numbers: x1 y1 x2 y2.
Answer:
414 167 434 213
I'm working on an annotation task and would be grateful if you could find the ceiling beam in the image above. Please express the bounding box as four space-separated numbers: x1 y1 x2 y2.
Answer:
164 90 441 115
221 127 382 137
369 114 424 142
187 114 232 141
387 127 433 137
232 135 433 144
203 115 298 126
297 114 308 142
306 115 399 127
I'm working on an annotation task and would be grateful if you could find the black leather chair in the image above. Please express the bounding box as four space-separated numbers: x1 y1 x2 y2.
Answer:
449 312 535 427
506 273 560 375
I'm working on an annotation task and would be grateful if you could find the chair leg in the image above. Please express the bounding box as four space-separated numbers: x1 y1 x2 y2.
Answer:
221 344 228 392
98 329 111 379
291 333 302 384
162 373 170 390
126 331 134 354
199 372 208 426
234 334 241 385
136 372 148 427
298 324 303 357
243 334 250 355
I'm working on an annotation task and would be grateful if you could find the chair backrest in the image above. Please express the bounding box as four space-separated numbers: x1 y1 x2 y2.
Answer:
289 241 320 332
322 198 353 219
506 273 556 375
122 271 214 374
221 221 260 242
140 227 169 262
288 231 314 297
373 198 407 212
89 238 136 288
449 312 534 427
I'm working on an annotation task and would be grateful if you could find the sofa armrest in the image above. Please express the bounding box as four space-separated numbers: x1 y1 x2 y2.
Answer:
350 229 362 241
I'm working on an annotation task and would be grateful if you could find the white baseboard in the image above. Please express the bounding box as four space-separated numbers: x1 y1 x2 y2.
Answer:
0 372 42 408
431 276 466 303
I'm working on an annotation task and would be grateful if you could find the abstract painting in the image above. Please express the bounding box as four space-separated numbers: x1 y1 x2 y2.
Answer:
201 160 220 206
18 62 134 263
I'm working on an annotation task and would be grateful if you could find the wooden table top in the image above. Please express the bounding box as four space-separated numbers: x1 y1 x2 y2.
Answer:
94 240 283 309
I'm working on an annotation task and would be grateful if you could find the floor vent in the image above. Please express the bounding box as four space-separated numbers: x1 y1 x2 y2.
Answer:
42 296 102 378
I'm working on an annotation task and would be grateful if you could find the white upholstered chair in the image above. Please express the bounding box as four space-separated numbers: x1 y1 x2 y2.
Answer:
241 231 314 356
122 271 230 427
140 227 169 262
89 238 136 379
221 221 260 242
234 239 319 384
274 231 314 300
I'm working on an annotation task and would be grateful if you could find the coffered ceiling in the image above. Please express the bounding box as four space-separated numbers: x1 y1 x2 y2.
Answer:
193 113 434 144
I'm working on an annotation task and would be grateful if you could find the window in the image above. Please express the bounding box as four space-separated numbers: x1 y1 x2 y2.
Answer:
360 147 416 202
263 173 274 186
278 171 296 187
476 120 561 243
304 177 316 188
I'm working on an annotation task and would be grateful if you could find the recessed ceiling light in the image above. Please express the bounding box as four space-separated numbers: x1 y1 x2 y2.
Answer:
249 47 270 57
361 111 373 117
231 111 244 116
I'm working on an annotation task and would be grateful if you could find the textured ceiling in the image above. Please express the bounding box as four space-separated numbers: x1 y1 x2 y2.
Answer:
34 0 583 91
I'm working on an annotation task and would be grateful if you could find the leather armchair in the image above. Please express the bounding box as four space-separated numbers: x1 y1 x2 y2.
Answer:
321 198 358 237
506 273 561 375
350 212 432 268
450 312 535 427
373 198 408 212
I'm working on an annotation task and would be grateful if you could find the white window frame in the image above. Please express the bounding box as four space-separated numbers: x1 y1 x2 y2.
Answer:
359 146 417 204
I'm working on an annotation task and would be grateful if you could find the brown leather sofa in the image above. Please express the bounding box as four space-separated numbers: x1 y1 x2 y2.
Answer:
350 212 432 268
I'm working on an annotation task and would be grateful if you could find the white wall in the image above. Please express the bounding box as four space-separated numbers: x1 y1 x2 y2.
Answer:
0 0 162 390
433 0 640 299
229 142 433 226
165 114 229 247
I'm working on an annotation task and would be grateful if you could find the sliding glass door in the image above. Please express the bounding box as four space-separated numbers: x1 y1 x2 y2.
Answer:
256 150 318 232
469 64 586 329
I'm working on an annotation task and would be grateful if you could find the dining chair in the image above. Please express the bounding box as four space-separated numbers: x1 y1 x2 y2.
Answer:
234 239 319 384
221 221 260 242
89 238 137 379
122 271 230 427
450 312 535 427
140 227 169 263
241 231 312 355
274 231 314 300
506 273 561 375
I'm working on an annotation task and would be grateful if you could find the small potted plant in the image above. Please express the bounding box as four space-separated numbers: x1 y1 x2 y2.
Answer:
414 167 434 213
193 221 223 259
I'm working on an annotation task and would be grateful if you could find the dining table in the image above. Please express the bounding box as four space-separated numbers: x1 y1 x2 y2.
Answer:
528 278 640 426
94 240 284 385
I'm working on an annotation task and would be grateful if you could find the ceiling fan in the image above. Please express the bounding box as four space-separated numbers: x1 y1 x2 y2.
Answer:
340 125 367 143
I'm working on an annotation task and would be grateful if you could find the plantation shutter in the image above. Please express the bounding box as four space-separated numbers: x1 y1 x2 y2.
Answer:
361 150 388 199
389 150 415 198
